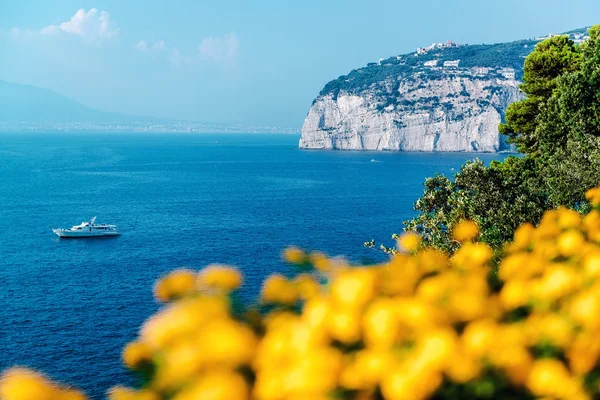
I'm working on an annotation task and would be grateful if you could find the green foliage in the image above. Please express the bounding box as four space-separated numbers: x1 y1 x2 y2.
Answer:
404 158 547 253
499 35 582 154
319 38 540 98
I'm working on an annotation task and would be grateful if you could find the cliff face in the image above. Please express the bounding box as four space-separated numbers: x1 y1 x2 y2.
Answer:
300 29 588 152
300 75 523 152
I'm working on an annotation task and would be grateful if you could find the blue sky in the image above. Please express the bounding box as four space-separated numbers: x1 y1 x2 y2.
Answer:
1 0 599 128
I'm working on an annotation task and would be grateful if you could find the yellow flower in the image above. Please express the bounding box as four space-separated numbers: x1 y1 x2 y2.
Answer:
451 243 492 269
153 269 197 302
292 274 320 300
280 348 343 395
155 338 206 389
197 265 243 291
533 265 580 301
0 368 86 400
500 279 530 309
353 350 396 387
141 296 229 349
557 230 585 257
452 220 479 242
261 274 297 304
416 248 449 273
557 208 582 229
381 365 442 400
586 187 600 207
122 341 152 369
525 313 573 348
398 232 421 252
282 247 306 264
108 387 159 400
510 223 535 251
198 319 257 366
330 268 376 309
448 290 487 321
327 306 362 344
526 359 576 399
302 296 330 330
584 251 600 277
568 289 600 329
445 350 481 383
567 331 600 375
461 319 498 358
362 299 401 348
413 328 457 371
173 370 249 400
395 298 444 331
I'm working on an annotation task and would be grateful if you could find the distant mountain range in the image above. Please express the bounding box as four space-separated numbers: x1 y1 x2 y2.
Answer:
0 80 131 122
0 80 297 133
300 27 590 152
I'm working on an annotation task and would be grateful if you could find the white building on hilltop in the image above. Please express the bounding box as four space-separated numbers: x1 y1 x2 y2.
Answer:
443 60 460 68
416 40 460 55
501 67 516 79
472 67 489 76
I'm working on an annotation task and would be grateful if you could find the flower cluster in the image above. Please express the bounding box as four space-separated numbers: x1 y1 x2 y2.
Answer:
2 189 600 399
0 369 85 400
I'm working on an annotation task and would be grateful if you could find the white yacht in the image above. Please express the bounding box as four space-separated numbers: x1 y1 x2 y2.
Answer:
53 217 120 238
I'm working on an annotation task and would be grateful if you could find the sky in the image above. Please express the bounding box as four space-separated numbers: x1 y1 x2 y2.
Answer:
0 0 599 129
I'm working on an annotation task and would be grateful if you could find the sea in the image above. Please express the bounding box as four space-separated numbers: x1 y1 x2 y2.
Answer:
0 133 506 398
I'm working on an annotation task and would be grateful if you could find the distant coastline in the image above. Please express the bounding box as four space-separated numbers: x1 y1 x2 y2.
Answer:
0 121 300 134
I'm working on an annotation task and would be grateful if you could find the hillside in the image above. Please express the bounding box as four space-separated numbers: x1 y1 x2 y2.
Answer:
0 80 298 133
0 80 122 122
300 28 589 152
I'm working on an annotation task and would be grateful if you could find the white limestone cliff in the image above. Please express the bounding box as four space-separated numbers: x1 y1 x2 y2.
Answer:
300 75 523 152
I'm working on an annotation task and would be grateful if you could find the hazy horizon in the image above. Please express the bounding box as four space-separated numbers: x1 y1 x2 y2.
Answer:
2 0 599 128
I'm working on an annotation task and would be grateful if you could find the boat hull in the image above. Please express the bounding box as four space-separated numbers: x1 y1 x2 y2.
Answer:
53 229 121 238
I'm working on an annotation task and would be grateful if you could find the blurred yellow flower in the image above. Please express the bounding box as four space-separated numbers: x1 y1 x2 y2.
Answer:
398 232 421 252
261 274 297 304
173 370 249 400
331 268 375 309
586 187 600 207
0 368 86 400
197 264 242 291
282 247 306 264
292 274 320 300
452 220 479 242
526 359 582 399
153 269 197 302
108 387 159 400
122 341 152 369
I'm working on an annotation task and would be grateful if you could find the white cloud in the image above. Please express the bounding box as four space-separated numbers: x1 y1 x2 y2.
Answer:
135 40 166 54
152 40 166 51
135 33 239 68
135 40 148 51
41 8 119 41
198 33 239 63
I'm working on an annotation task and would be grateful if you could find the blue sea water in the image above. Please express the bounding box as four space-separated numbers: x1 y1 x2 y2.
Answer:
0 133 506 398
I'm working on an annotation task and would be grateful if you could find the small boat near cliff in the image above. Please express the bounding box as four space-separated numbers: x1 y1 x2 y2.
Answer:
53 217 120 238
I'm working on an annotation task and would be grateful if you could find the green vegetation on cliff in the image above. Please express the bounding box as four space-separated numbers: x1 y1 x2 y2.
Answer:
319 28 588 100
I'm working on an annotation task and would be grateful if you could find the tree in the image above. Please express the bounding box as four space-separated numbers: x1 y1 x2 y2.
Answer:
404 157 546 254
499 35 581 154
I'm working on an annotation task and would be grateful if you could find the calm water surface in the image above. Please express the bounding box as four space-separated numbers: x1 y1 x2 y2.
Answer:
0 133 505 398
